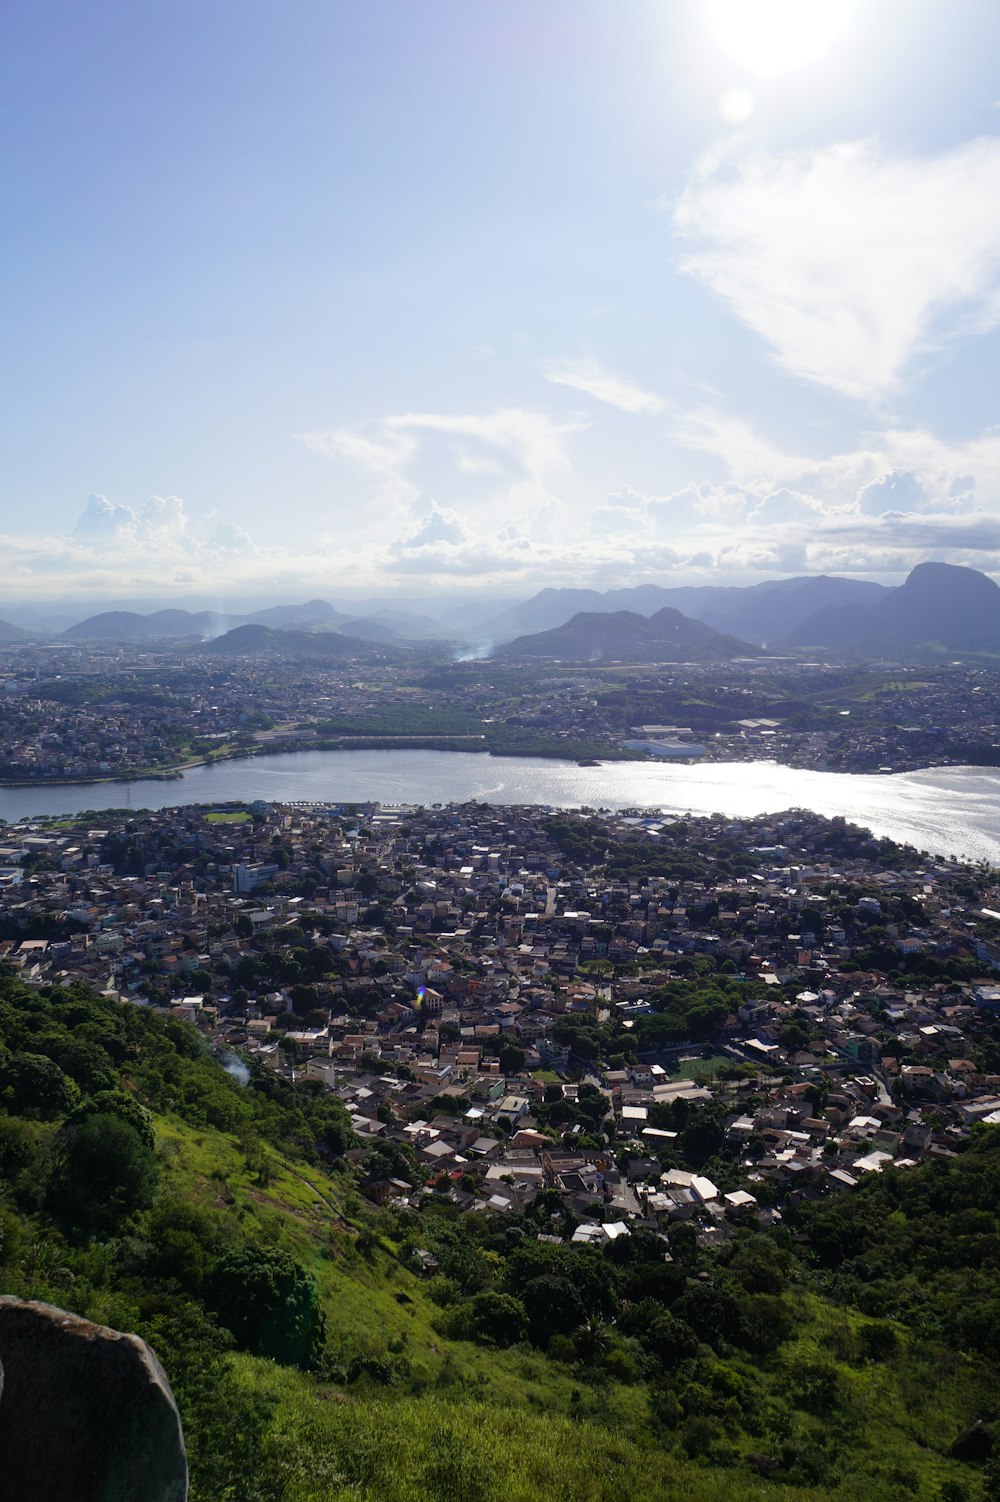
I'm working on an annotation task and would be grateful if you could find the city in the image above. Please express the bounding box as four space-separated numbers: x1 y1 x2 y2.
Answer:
4 797 999 1239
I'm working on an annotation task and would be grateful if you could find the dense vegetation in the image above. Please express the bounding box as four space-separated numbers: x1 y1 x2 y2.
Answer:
543 812 760 883
1 968 998 1501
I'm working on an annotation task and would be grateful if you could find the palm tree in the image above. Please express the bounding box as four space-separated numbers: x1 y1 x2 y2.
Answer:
573 1314 613 1363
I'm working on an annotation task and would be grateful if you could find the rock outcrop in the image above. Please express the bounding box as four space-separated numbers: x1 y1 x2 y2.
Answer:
0 1295 188 1501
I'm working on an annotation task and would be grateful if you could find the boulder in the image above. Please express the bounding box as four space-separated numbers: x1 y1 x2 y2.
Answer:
0 1296 188 1501
950 1419 993 1462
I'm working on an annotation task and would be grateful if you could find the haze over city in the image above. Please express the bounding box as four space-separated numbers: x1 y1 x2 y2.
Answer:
4 1 1000 604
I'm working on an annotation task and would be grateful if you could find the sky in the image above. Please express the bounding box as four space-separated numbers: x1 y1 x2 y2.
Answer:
4 0 1000 604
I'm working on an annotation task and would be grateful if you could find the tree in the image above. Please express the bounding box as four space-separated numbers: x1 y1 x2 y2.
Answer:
642 1311 699 1367
50 1112 158 1235
39 1035 117 1094
206 1246 326 1367
673 1283 742 1348
69 1089 156 1150
520 1274 585 1346
465 1291 527 1347
499 1044 525 1075
2 1052 79 1119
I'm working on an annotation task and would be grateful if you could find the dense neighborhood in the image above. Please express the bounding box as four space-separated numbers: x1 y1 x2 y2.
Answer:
3 797 1000 1247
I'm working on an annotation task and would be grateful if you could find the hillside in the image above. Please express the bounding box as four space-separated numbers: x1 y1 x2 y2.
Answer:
497 606 760 662
0 971 997 1499
0 618 36 644
788 562 1000 653
61 608 233 642
203 623 406 661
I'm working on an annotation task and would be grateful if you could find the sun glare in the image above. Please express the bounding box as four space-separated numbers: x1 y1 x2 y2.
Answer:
709 0 857 78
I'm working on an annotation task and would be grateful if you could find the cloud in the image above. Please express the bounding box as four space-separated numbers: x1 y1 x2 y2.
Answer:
670 405 807 481
674 136 1000 401
396 502 466 549
387 508 537 576
207 522 258 555
541 356 666 414
856 470 928 517
294 426 421 512
747 488 827 526
73 494 189 546
384 409 583 489
0 495 266 596
297 407 584 542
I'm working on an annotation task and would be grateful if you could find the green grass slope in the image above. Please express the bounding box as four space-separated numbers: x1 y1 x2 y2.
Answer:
1 970 997 1501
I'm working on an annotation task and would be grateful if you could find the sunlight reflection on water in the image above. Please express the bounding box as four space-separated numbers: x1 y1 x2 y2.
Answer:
2 751 1000 864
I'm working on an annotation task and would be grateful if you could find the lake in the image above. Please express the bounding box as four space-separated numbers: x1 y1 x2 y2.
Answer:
3 748 1000 864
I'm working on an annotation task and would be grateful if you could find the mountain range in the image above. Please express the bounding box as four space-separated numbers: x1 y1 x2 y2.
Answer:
480 575 888 646
787 561 1000 652
3 564 1000 658
55 599 457 647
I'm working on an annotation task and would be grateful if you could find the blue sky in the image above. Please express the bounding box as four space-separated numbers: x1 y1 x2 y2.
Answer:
4 0 1000 601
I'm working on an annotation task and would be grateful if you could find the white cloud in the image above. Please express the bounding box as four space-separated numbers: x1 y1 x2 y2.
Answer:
396 502 466 549
856 470 928 517
297 407 584 545
541 356 666 414
384 409 582 489
747 488 827 526
670 405 807 481
294 426 420 513
73 494 189 546
674 136 1000 401
207 522 258 556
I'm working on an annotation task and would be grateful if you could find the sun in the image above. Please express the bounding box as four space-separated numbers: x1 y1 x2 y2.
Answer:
709 0 857 78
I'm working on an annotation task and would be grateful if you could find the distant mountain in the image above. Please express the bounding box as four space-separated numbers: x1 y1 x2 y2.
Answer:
673 576 889 646
482 586 671 642
334 610 457 645
481 576 889 646
360 608 458 640
335 617 409 645
245 599 344 629
496 607 759 663
60 597 466 648
62 600 345 642
0 618 36 644
202 624 405 660
62 609 231 641
787 562 1000 652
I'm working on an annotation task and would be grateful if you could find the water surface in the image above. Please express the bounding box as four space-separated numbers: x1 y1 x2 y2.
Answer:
3 749 1000 864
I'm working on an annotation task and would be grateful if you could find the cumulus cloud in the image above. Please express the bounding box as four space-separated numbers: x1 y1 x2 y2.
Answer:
747 488 827 526
387 507 537 575
856 470 928 516
396 502 466 549
541 356 666 414
674 135 1000 402
207 522 258 555
73 494 189 546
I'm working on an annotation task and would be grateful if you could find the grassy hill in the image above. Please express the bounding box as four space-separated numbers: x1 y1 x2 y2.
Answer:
0 969 997 1501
